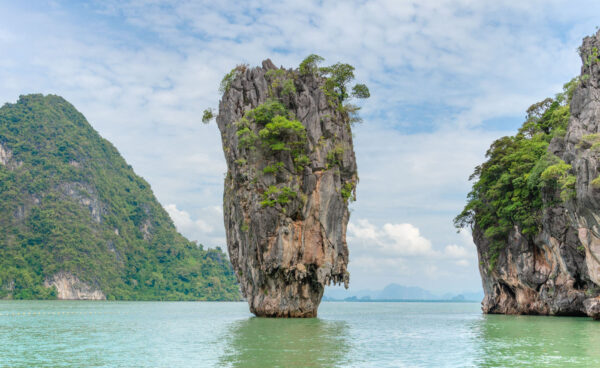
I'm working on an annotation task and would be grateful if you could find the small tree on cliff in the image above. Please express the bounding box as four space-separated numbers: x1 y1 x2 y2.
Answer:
298 54 370 124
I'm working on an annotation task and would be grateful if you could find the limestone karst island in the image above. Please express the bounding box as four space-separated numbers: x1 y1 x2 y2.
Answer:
214 57 367 317
456 31 600 319
4 1 600 366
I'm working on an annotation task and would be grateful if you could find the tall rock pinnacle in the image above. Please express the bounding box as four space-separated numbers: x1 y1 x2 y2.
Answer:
216 57 367 317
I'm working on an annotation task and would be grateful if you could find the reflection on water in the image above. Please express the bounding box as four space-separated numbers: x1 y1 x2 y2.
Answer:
473 314 600 367
220 317 350 367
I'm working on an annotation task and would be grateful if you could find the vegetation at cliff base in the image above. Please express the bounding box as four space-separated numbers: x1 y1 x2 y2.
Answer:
0 94 239 300
454 78 578 268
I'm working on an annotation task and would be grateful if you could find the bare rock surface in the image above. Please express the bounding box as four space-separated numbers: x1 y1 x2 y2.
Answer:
216 60 357 317
44 272 106 300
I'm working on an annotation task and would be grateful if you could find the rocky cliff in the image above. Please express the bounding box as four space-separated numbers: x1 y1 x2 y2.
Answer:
0 94 239 301
216 58 366 317
459 30 600 318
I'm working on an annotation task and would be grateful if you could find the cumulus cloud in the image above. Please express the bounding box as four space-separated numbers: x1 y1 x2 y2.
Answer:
444 244 472 259
347 219 478 289
350 220 436 258
166 204 213 233
349 220 436 257
165 203 227 249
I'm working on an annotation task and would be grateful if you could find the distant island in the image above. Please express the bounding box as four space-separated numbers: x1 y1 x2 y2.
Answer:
0 94 239 301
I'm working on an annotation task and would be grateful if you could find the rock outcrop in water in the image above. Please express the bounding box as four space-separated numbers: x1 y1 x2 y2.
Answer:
460 30 600 318
216 58 366 317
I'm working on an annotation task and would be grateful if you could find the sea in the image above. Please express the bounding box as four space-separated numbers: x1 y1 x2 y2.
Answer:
1 301 599 367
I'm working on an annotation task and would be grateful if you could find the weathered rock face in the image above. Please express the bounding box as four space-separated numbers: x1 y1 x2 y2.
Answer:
477 31 600 318
44 272 106 300
216 60 356 317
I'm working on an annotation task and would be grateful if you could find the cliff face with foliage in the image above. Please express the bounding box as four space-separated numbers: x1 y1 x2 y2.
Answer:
216 58 367 317
0 94 239 301
456 31 600 318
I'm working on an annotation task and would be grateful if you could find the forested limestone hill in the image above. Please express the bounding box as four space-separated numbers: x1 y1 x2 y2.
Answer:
0 94 239 300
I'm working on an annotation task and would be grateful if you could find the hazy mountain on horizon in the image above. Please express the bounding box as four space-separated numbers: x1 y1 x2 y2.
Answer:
324 283 484 301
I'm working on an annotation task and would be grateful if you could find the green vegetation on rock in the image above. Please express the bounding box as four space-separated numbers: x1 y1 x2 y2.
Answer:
0 94 239 300
341 181 356 203
202 108 214 124
219 65 247 94
260 186 297 207
454 79 578 269
299 54 370 124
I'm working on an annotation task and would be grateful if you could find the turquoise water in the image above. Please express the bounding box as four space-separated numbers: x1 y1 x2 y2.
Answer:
1 301 599 367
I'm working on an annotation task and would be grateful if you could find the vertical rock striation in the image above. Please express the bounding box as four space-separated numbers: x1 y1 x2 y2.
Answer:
471 30 600 318
216 59 358 317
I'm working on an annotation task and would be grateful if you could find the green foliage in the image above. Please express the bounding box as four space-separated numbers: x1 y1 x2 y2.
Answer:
202 108 214 124
0 94 240 301
263 162 284 174
342 104 363 125
244 99 287 125
540 160 571 181
281 79 296 96
219 70 236 94
585 46 600 67
341 181 356 202
320 63 356 103
326 144 345 168
219 65 247 94
236 126 258 149
582 133 600 152
540 158 576 201
260 186 297 207
578 133 600 149
351 84 370 99
265 69 285 79
299 56 370 124
455 81 575 269
258 116 307 152
592 175 600 189
294 154 310 170
265 70 296 97
299 54 325 76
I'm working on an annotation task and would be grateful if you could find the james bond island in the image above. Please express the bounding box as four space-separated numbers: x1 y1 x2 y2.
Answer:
456 30 600 319
213 56 369 317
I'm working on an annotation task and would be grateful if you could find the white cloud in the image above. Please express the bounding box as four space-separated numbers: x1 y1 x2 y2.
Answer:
455 259 470 267
444 244 472 259
349 219 436 257
165 203 213 238
347 219 479 290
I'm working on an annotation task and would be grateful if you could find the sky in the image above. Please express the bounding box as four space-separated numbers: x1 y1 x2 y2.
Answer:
0 0 598 294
